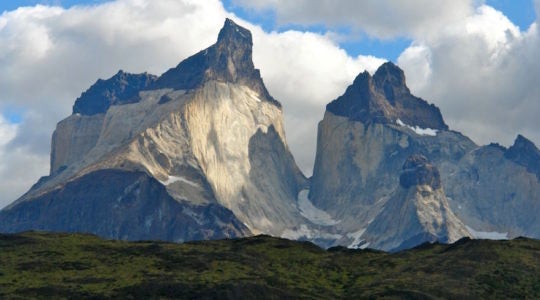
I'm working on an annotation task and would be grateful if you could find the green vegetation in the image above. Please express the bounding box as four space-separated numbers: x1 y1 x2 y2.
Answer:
0 232 539 299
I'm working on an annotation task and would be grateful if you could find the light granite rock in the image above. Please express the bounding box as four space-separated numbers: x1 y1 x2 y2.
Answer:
310 63 540 249
1 19 306 241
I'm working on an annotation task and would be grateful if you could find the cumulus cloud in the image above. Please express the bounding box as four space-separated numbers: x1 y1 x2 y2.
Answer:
0 0 383 208
2 0 538 210
236 0 540 149
0 0 228 207
233 0 475 39
0 116 49 206
398 5 540 146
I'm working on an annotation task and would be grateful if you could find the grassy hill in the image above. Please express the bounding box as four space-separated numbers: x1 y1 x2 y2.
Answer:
0 232 539 299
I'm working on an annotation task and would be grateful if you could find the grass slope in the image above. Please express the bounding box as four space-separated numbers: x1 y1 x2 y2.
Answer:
0 232 539 299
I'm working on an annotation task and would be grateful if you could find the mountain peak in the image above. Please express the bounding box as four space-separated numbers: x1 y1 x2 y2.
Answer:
217 18 252 45
326 62 447 130
399 155 442 189
72 71 157 116
153 19 279 107
505 134 540 179
514 134 535 147
373 62 409 103
373 62 405 84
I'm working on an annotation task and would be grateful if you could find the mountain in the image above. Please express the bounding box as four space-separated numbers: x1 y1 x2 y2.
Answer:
72 70 157 116
1 19 539 251
326 62 447 130
504 134 540 180
2 232 540 299
309 61 540 250
0 19 307 241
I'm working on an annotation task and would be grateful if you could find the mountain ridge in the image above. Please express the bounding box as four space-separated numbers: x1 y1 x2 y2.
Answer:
153 18 279 107
73 70 157 116
326 61 448 130
0 18 306 242
309 58 540 250
1 18 539 252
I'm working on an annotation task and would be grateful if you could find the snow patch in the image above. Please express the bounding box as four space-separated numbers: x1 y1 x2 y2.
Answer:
347 228 367 249
396 119 438 136
160 175 200 188
281 224 342 240
297 189 339 226
466 225 508 240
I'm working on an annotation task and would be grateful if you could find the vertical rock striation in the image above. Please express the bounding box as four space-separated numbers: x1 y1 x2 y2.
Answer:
311 62 540 249
0 19 306 241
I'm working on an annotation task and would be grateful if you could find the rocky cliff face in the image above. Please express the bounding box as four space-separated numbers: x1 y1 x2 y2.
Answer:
444 143 540 238
504 135 540 180
326 62 447 130
73 71 157 116
310 62 540 248
0 169 247 241
1 19 539 251
363 155 470 251
152 19 278 107
1 19 306 241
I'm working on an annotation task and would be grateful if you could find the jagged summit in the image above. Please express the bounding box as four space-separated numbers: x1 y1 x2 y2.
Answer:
1 18 304 243
326 62 447 130
153 18 279 107
373 62 409 104
72 71 157 116
505 134 540 179
217 18 252 45
72 19 279 118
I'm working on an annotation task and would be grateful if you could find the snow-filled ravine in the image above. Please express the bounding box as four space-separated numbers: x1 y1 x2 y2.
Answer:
297 189 340 226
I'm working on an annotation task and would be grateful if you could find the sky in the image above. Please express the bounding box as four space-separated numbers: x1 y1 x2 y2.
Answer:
0 0 538 208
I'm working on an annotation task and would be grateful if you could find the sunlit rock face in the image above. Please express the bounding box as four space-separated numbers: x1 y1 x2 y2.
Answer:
2 19 540 251
0 19 306 241
309 62 540 250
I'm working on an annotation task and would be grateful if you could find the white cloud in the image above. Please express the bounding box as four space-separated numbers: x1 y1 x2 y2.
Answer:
0 0 230 208
235 0 540 149
0 116 48 206
2 0 538 210
250 28 384 171
0 0 383 208
233 0 476 39
398 4 540 147
0 116 17 151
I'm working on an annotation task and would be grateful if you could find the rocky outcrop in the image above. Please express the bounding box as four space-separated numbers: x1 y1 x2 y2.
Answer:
0 169 248 241
153 19 279 107
504 134 540 180
444 144 540 237
73 71 157 116
326 62 447 130
310 62 540 249
305 61 476 249
50 113 104 174
399 155 441 189
1 19 306 241
52 71 157 174
363 155 470 251
2 19 539 251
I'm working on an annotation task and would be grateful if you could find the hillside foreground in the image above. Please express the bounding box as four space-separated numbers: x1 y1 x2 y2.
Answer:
0 232 539 299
